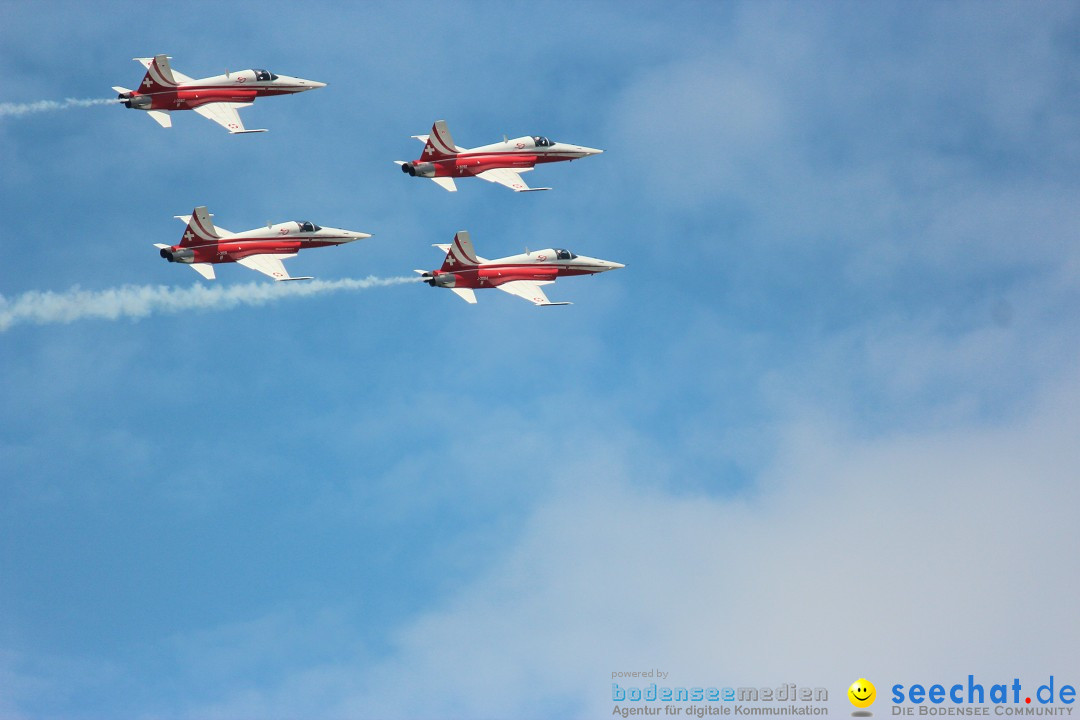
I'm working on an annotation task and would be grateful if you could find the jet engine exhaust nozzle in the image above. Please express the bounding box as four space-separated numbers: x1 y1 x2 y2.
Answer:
120 93 152 110
404 162 436 178
429 272 457 288
160 247 194 264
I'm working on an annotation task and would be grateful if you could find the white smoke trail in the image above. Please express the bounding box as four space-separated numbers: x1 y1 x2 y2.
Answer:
0 97 119 118
0 276 419 332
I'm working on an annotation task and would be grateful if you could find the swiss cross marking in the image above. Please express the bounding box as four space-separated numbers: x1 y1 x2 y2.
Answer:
142 78 153 88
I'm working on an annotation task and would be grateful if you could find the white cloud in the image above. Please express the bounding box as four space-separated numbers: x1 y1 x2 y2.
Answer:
168 360 1080 719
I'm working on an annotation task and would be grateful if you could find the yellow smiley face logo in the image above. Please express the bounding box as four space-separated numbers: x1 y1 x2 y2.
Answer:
849 679 876 708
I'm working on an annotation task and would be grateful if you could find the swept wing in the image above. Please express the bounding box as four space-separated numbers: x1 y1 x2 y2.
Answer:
476 167 551 193
494 280 570 306
236 253 311 281
193 102 266 134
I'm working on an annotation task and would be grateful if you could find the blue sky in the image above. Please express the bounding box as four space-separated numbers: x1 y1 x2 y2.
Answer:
2 1 1079 718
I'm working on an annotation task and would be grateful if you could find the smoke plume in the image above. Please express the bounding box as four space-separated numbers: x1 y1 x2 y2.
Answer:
0 98 119 118
0 276 418 332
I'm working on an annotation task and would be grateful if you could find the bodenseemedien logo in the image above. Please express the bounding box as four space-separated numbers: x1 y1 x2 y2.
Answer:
849 678 877 717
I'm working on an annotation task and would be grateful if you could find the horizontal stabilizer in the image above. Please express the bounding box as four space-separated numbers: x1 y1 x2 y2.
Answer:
431 177 457 192
450 287 477 304
147 110 171 128
190 263 215 280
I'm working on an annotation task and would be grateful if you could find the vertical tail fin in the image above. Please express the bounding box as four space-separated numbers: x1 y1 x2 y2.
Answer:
439 230 480 271
419 119 459 160
133 55 178 93
175 206 220 247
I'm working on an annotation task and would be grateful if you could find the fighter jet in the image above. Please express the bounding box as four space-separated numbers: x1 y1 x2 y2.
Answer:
155 206 370 281
113 55 325 133
396 120 603 192
416 230 623 306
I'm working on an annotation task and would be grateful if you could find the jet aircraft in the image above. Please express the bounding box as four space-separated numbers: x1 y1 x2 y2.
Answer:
155 206 371 281
396 120 603 192
416 231 623 306
113 55 325 133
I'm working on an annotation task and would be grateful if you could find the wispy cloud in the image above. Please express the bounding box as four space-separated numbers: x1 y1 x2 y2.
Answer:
0 276 418 332
0 98 119 118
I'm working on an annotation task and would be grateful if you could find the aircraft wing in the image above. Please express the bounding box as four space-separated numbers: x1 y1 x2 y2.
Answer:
236 253 311 281
476 167 551 193
494 280 570 306
193 102 267 134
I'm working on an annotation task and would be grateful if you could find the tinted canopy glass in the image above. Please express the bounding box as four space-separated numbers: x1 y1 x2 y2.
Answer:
297 221 321 232
254 69 279 82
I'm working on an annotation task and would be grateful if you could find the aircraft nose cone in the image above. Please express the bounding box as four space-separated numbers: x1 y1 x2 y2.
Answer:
580 146 604 156
340 231 371 242
309 80 327 89
608 261 625 270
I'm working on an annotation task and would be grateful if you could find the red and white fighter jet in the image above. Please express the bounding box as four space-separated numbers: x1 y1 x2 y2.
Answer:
396 120 603 192
416 231 623 306
155 206 371 281
113 55 325 133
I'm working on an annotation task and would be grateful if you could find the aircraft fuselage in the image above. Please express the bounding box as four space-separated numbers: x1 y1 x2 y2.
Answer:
123 75 314 111
429 250 622 290
161 223 365 266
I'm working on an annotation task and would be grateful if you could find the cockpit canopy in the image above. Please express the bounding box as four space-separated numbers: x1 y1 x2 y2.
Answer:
254 69 279 82
533 136 554 147
554 249 577 260
297 221 321 232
